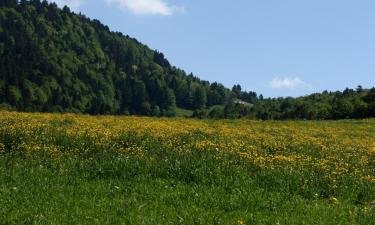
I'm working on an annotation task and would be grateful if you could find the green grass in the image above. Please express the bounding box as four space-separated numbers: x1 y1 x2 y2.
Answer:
175 107 194 117
1 152 372 225
0 113 373 224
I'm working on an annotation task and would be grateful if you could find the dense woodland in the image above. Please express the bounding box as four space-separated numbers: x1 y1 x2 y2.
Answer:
206 85 375 120
0 1 374 119
0 0 231 116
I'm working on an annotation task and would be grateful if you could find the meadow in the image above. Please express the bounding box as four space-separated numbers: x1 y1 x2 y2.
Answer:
0 112 374 225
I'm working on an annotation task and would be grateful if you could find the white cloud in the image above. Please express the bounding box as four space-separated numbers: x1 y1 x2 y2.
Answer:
48 0 84 11
270 76 312 90
106 0 183 16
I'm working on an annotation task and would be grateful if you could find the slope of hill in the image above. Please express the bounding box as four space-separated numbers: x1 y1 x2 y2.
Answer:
0 0 230 116
0 1 374 120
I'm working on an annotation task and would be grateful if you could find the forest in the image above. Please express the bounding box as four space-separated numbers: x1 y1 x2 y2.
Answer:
0 0 374 120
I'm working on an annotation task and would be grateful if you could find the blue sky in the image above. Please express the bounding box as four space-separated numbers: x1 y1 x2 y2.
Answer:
49 0 375 97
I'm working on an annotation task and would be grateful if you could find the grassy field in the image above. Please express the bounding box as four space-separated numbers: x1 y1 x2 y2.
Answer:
0 112 374 225
175 107 194 117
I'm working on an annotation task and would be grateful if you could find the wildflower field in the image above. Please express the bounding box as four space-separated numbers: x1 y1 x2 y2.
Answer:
0 112 374 225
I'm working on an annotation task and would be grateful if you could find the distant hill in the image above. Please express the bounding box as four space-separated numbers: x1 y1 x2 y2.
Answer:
251 87 375 120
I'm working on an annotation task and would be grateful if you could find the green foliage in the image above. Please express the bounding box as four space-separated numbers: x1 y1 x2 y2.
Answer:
0 102 14 111
0 0 18 7
175 107 193 117
202 87 375 120
250 88 375 120
0 1 374 120
192 84 207 109
0 1 220 116
8 85 22 104
192 108 208 119
208 105 225 118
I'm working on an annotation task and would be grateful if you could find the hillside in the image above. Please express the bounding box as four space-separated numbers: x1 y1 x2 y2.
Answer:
0 0 231 116
0 1 374 120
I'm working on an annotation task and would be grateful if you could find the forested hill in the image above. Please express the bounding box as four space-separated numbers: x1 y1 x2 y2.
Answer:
0 0 234 116
1 1 374 120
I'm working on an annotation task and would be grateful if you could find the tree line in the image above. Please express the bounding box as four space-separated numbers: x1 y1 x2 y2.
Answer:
203 85 375 120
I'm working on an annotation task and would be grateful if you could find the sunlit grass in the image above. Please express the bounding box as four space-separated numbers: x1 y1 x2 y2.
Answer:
0 112 374 224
